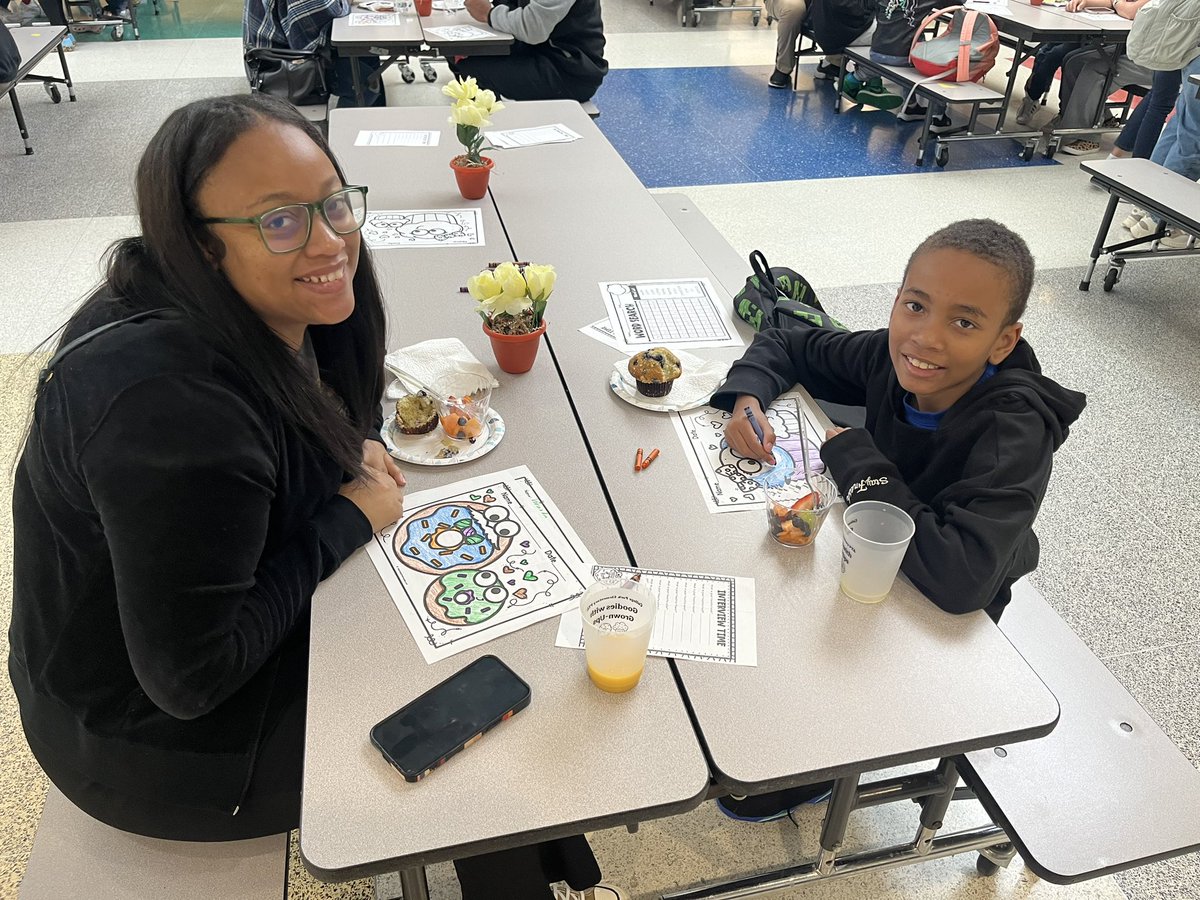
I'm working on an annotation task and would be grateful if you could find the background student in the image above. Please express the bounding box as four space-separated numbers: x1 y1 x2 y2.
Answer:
457 0 608 102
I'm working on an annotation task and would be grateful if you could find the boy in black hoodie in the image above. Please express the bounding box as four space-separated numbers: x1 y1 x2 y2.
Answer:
714 219 1085 624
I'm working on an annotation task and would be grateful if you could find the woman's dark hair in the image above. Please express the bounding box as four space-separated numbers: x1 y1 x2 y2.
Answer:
66 93 386 477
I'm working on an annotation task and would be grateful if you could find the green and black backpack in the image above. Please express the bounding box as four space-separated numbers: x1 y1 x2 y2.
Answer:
732 251 847 333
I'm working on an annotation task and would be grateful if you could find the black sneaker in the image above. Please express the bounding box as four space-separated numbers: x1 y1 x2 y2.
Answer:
896 97 927 122
814 59 839 80
929 113 953 133
769 68 791 89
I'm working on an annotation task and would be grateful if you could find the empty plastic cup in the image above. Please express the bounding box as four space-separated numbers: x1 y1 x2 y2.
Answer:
580 577 657 693
839 501 915 603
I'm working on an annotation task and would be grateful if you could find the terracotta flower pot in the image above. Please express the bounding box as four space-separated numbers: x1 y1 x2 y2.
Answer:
450 155 494 200
483 320 546 374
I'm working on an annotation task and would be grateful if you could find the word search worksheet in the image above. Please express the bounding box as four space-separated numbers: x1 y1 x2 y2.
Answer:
599 278 744 350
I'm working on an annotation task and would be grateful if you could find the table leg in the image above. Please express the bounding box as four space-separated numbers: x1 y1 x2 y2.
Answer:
56 43 77 101
374 866 430 900
351 56 366 108
1080 191 1120 291
9 90 33 155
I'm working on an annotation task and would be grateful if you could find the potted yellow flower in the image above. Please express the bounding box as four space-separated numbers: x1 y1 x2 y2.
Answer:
443 76 504 200
467 262 556 373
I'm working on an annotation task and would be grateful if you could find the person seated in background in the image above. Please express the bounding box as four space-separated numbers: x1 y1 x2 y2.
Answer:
1 0 76 48
244 0 383 108
456 0 607 101
1042 0 1150 154
767 0 875 90
840 0 952 129
1014 40 1082 125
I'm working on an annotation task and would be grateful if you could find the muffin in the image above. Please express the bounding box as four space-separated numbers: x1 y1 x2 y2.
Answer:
627 348 683 398
394 392 438 435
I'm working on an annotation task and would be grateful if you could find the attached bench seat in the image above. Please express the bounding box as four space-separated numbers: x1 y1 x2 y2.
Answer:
840 49 1006 167
960 580 1200 883
20 785 289 899
1078 157 1200 292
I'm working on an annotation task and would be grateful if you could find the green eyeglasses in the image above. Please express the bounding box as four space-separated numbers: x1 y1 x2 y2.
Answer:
201 185 369 254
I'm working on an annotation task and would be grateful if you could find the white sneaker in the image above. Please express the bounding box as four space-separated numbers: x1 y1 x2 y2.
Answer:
1121 207 1148 230
552 883 629 900
1155 229 1196 250
1015 95 1039 126
1129 216 1163 239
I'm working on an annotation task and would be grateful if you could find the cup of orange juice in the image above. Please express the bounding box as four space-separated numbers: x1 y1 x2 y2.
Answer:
580 576 657 693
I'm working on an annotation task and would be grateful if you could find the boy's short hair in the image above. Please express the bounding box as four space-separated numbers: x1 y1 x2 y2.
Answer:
904 219 1034 326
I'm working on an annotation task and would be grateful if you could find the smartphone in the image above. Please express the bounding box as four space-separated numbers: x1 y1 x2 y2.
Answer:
370 655 531 782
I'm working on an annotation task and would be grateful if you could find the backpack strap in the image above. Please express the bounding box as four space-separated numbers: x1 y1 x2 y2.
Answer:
749 250 779 296
958 9 977 83
38 309 183 391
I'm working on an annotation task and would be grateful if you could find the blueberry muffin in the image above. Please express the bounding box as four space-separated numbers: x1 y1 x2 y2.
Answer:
627 348 682 397
394 392 438 435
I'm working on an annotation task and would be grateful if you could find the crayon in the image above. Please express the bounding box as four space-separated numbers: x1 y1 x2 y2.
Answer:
743 406 766 445
635 448 644 472
641 448 660 469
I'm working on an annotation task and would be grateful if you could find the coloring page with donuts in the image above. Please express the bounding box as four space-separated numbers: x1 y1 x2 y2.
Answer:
366 466 596 663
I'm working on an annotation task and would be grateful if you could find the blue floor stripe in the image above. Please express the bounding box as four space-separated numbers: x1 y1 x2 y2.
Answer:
594 66 1056 188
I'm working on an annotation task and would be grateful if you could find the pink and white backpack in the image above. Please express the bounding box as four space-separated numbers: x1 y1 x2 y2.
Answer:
909 6 999 82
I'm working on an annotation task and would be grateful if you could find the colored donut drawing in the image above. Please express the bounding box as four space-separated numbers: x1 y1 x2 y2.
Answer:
394 501 520 574
425 569 510 626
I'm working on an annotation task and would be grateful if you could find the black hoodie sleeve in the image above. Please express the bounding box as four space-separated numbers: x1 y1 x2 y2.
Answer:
821 403 1054 614
78 372 372 721
711 327 888 412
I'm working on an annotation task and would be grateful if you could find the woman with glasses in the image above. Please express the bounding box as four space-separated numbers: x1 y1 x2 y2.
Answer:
10 92 623 900
9 93 401 841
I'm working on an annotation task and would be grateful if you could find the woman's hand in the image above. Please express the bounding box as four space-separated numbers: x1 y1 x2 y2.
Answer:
724 395 776 463
340 440 406 532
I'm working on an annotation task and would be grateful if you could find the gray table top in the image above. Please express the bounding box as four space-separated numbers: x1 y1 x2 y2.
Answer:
330 6 512 54
987 0 1120 40
10 24 67 77
419 8 514 53
1082 157 1200 232
472 100 1061 793
298 107 710 881
330 10 425 51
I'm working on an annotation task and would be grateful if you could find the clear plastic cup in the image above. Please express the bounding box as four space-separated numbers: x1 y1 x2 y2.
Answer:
839 501 916 603
432 374 492 444
763 472 837 547
580 576 657 693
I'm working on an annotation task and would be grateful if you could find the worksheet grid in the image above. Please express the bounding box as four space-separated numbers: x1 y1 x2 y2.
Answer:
639 294 728 342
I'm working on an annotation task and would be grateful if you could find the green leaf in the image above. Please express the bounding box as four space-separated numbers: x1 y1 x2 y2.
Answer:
530 298 548 327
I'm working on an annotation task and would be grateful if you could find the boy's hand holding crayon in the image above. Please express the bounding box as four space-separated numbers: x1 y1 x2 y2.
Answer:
727 395 776 463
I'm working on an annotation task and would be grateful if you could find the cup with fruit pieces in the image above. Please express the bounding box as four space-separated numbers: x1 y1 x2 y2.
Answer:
763 471 837 547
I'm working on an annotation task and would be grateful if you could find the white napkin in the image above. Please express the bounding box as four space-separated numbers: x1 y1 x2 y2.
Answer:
614 349 729 407
385 338 500 398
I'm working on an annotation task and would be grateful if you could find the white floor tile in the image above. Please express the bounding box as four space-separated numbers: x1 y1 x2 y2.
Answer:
605 28 777 69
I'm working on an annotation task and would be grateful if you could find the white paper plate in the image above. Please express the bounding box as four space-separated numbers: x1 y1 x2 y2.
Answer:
609 364 716 413
382 408 505 466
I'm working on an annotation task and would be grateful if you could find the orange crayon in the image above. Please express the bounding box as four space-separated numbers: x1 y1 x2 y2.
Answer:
641 448 660 470
635 448 644 472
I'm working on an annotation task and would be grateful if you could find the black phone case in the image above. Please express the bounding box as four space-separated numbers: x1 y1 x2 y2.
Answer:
370 655 531 783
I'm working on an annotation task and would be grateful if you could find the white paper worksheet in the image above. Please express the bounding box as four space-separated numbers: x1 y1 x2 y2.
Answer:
354 130 440 147
485 124 582 149
556 565 757 667
361 208 484 248
672 390 829 514
424 24 497 39
579 318 625 351
368 466 597 663
599 278 743 350
349 11 399 24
